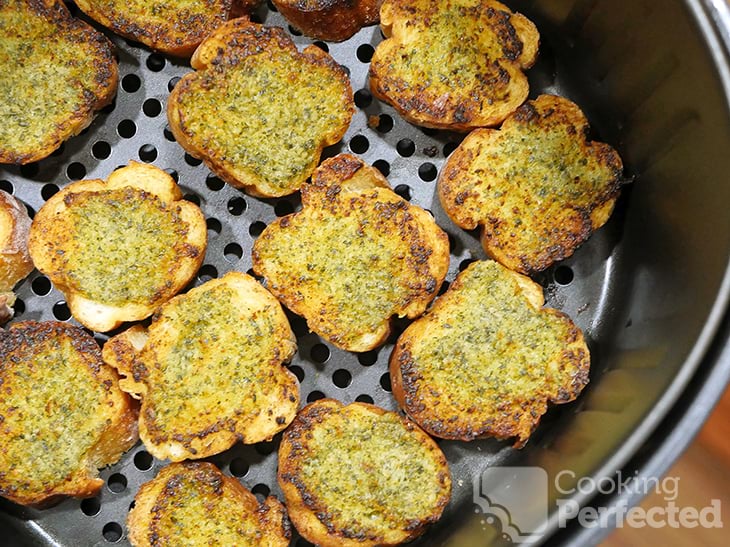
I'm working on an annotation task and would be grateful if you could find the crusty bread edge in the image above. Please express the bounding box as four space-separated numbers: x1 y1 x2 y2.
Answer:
127 461 290 547
0 191 33 289
273 0 380 42
0 321 138 506
0 191 33 323
390 261 590 445
278 399 451 547
0 0 118 164
167 19 354 197
104 272 300 462
27 162 207 332
370 0 539 131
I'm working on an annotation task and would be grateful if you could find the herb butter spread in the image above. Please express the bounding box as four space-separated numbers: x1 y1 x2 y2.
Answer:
63 188 188 306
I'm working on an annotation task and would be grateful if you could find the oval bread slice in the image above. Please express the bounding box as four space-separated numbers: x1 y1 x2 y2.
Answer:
438 94 624 274
103 272 300 462
272 0 381 41
128 462 290 547
0 190 32 324
279 399 451 547
167 17 354 197
252 153 450 352
369 0 539 131
0 321 138 506
73 0 262 57
0 0 117 164
28 162 207 332
390 260 590 446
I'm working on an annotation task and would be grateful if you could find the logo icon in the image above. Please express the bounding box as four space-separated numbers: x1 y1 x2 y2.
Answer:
473 466 549 543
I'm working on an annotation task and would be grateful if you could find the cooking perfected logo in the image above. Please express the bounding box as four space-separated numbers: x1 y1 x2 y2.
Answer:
473 467 549 543
474 467 724 542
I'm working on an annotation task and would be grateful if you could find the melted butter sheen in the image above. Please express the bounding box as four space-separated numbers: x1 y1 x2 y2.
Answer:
0 338 110 491
180 53 349 192
300 409 444 535
64 189 187 305
150 470 266 544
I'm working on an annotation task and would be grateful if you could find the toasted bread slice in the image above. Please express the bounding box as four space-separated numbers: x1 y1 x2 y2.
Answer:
73 0 261 57
28 162 207 332
369 0 538 131
279 399 451 547
103 272 299 462
128 462 290 547
167 18 354 197
438 95 624 274
0 0 117 164
390 260 590 446
0 191 33 324
0 321 138 506
231 0 263 18
273 0 380 41
252 154 449 352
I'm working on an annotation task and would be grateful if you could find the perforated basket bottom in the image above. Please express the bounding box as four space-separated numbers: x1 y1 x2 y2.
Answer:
0 2 623 545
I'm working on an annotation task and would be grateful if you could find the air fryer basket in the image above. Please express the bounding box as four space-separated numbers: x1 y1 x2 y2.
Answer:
2 0 730 545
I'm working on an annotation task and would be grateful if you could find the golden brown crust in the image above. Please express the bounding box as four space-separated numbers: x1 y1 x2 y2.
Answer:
0 191 32 324
390 260 590 446
0 321 138 506
102 324 148 398
74 0 236 57
273 0 381 41
103 272 300 462
438 95 624 274
128 462 290 547
252 154 450 352
0 191 32 292
0 293 13 324
28 162 207 332
279 399 451 547
230 0 263 18
0 0 117 164
167 18 354 197
369 0 539 131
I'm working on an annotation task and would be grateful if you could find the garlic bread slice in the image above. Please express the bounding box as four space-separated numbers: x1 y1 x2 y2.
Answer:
168 17 354 197
279 399 451 547
103 272 299 462
390 260 590 446
28 162 207 332
0 0 117 164
128 462 290 547
252 154 449 352
73 0 261 57
439 95 624 274
273 0 381 41
0 321 138 506
0 190 32 324
369 0 539 130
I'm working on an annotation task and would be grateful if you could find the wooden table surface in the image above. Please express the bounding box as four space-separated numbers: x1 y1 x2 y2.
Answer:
601 388 730 546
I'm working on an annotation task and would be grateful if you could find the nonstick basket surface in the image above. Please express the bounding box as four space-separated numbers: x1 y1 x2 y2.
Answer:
3 0 730 545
